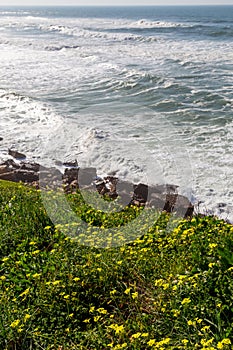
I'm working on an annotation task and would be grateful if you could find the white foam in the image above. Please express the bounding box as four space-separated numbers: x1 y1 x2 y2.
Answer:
131 19 188 28
0 10 232 223
0 89 63 163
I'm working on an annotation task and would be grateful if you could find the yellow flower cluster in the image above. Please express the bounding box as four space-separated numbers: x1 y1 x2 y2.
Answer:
217 339 231 349
108 323 125 335
147 337 171 348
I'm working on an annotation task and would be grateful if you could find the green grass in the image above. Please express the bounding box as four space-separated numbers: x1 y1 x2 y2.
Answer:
0 180 232 349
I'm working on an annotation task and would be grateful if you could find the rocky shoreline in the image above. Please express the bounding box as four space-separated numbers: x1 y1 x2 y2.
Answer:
0 149 194 218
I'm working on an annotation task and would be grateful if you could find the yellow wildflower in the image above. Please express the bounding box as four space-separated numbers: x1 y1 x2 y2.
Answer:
217 339 231 349
201 338 214 346
109 324 125 335
201 325 210 332
24 314 31 322
172 309 180 317
110 289 117 296
94 315 101 322
195 318 203 324
162 283 170 290
97 307 107 314
147 339 156 346
208 262 215 268
141 333 149 337
114 344 127 349
181 298 191 305
10 319 20 328
131 332 141 339
73 277 80 281
124 287 131 295
19 288 30 297
32 250 40 255
115 324 124 334
2 257 9 262
52 280 61 285
132 292 138 299
155 279 164 287
83 318 90 323
209 243 217 250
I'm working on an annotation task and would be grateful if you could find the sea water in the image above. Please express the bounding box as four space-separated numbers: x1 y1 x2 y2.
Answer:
0 5 233 221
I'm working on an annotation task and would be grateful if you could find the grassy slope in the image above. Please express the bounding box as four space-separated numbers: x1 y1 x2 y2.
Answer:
0 180 232 350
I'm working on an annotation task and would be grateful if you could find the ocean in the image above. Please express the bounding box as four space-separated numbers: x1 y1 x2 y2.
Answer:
0 5 233 221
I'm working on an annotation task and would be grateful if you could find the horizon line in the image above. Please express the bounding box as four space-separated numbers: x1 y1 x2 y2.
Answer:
1 4 233 7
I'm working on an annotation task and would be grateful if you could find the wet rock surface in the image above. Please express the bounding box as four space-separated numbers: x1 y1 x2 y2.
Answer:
0 152 194 217
8 149 26 160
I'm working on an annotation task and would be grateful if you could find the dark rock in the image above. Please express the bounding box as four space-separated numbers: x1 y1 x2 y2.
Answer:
173 195 194 218
96 182 108 196
94 175 119 200
145 185 193 218
116 180 134 206
14 169 39 183
2 159 20 169
147 192 166 210
79 167 97 188
0 165 11 175
0 171 17 182
218 202 226 208
62 167 79 193
163 193 178 213
8 149 26 160
94 177 105 186
20 162 40 173
162 193 194 218
62 159 78 168
0 153 194 218
133 183 148 203
70 180 78 188
63 168 79 184
0 137 3 141
104 176 118 199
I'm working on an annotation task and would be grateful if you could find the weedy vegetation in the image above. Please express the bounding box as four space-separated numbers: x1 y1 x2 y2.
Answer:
0 180 232 349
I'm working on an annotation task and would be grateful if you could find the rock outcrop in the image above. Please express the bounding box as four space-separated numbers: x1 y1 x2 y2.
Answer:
8 149 26 160
0 151 194 217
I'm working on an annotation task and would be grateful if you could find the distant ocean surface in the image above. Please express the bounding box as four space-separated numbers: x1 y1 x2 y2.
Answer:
0 6 233 221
